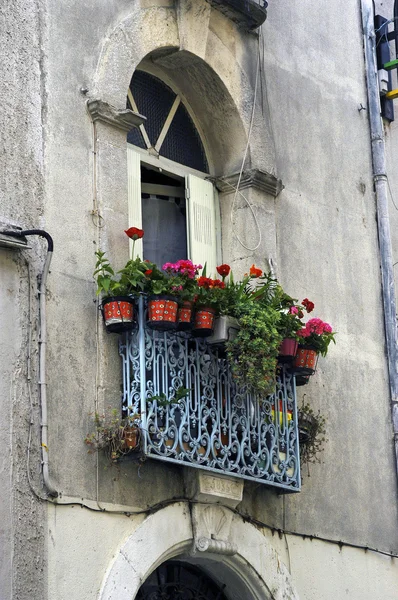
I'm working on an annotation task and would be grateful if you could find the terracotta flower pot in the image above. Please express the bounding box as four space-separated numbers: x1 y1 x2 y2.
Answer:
101 296 135 333
147 296 178 330
122 428 140 450
293 346 318 375
278 338 298 362
192 307 216 337
177 300 194 331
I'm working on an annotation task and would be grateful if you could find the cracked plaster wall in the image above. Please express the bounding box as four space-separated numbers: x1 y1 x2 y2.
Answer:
0 0 47 599
1 1 398 599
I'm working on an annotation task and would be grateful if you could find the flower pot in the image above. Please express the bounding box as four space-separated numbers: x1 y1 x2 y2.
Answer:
298 411 317 443
147 296 178 330
192 307 216 337
122 427 140 450
101 296 135 333
278 338 298 362
177 300 194 331
271 399 293 428
293 346 318 375
295 374 310 386
207 316 240 346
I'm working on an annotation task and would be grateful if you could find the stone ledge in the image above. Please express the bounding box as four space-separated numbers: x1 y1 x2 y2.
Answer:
184 470 243 508
87 98 146 132
215 168 283 197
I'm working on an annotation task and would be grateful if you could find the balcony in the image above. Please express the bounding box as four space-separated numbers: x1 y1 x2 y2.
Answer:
120 296 301 492
207 0 268 30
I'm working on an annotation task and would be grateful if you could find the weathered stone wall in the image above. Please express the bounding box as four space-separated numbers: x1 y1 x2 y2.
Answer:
0 1 46 599
1 0 398 598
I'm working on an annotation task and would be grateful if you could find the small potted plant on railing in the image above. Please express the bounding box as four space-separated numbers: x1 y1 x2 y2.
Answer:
192 272 227 336
276 295 314 361
85 408 141 463
94 227 147 333
161 260 202 330
294 317 336 376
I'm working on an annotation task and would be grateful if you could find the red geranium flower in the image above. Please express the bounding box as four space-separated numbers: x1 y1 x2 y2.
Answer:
124 227 144 240
197 276 213 289
144 269 153 276
216 264 231 278
212 279 225 289
302 298 315 313
249 264 262 278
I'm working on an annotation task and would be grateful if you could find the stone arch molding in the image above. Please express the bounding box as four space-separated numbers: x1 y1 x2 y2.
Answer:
92 0 276 175
98 502 299 600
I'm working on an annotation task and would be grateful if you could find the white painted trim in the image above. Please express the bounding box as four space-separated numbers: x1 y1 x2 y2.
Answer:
128 143 208 180
154 96 181 153
127 89 152 150
98 502 300 600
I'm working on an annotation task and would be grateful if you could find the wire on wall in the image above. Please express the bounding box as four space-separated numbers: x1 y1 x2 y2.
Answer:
229 33 262 252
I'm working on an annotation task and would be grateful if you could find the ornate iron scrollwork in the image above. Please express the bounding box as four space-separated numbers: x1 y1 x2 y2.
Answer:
120 296 301 491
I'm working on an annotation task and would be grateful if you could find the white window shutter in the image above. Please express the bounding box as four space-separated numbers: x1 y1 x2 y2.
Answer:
127 146 142 258
186 174 217 277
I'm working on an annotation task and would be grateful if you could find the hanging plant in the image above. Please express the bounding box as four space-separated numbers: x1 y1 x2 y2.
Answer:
298 403 327 465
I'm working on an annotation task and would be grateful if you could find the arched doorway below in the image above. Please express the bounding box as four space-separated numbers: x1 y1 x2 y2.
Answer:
136 559 229 600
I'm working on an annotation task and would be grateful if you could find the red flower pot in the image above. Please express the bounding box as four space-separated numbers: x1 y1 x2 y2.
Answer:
177 300 194 331
101 296 135 333
123 428 140 450
147 296 178 330
192 307 216 337
293 346 318 375
278 338 298 362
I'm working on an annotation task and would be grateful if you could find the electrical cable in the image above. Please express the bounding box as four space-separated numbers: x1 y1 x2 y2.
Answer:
229 33 262 252
386 174 398 211
35 495 398 559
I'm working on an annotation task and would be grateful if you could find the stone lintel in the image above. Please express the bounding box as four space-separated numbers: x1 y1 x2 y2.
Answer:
215 168 283 197
86 98 146 132
185 470 243 509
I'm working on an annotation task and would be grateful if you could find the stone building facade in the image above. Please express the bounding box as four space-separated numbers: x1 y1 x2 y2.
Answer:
1 1 398 598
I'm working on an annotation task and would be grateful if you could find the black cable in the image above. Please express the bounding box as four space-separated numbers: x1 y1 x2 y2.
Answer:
42 495 398 559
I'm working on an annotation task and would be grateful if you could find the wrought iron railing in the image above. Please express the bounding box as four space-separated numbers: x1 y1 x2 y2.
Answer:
207 0 268 30
120 296 300 491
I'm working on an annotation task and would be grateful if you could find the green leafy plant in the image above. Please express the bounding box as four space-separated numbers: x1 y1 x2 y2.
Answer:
85 408 141 463
149 386 191 407
94 250 123 296
227 304 283 397
298 402 327 464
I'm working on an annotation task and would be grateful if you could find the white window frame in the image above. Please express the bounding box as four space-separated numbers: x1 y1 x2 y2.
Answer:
127 143 221 273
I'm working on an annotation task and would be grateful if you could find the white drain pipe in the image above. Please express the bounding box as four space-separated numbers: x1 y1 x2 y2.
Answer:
361 0 398 474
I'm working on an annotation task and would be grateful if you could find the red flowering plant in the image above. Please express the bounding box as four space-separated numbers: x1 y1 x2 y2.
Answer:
194 275 226 311
297 318 336 356
274 292 316 341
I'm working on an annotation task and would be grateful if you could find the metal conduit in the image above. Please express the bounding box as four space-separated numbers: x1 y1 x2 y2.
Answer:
361 1 398 480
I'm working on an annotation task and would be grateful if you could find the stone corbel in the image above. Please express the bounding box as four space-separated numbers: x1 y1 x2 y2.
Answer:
185 471 243 556
215 168 284 198
86 98 146 132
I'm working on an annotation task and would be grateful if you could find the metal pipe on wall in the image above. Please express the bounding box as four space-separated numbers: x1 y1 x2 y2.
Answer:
1 229 58 497
361 0 398 477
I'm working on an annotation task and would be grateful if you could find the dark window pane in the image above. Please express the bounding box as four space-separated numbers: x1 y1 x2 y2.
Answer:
127 126 146 148
129 71 176 147
161 102 209 173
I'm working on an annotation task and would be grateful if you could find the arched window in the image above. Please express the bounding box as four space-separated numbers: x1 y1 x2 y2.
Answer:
126 70 219 273
136 560 229 600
